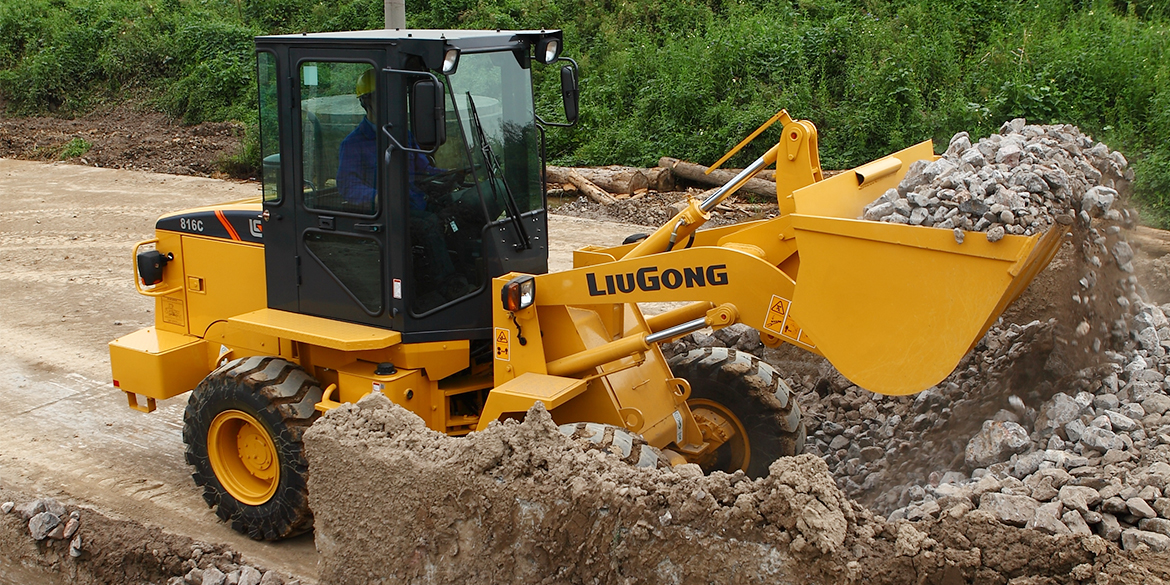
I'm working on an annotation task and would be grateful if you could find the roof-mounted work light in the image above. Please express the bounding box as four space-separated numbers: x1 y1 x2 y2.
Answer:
442 48 460 74
535 37 560 65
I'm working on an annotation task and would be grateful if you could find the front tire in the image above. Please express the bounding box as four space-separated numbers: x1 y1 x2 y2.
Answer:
183 357 322 540
668 347 805 477
558 422 670 469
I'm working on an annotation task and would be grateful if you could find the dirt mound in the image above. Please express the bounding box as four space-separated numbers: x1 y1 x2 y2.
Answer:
0 488 295 585
0 104 245 177
305 396 1168 584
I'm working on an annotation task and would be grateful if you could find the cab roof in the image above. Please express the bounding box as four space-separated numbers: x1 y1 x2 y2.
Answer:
255 29 561 52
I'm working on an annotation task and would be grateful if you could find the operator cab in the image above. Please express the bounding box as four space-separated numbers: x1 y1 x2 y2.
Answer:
255 29 577 342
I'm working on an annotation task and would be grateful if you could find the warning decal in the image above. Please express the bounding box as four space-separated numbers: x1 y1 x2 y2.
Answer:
761 294 815 348
494 327 510 361
762 294 791 335
781 320 801 339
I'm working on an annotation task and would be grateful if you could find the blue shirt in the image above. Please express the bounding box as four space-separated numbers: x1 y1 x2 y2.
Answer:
337 118 377 209
337 118 439 212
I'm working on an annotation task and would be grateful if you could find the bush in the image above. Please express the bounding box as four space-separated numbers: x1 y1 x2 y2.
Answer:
0 0 1166 226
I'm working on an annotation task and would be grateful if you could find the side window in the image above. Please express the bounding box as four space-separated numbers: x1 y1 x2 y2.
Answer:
300 62 376 215
257 52 280 203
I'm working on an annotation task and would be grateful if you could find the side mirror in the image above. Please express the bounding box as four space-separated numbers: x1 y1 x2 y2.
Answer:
411 79 446 151
560 65 579 125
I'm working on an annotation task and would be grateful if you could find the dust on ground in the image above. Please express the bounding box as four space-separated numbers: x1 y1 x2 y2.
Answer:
0 103 246 178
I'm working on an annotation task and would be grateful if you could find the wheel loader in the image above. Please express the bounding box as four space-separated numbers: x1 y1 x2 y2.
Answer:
108 28 1069 540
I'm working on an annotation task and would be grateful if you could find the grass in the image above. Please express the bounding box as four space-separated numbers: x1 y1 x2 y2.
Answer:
59 137 92 159
0 0 1167 227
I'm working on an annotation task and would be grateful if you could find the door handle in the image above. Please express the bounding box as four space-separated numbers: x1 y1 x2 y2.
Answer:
354 223 381 233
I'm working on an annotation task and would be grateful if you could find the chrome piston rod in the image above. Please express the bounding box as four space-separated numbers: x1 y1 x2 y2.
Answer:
699 152 772 213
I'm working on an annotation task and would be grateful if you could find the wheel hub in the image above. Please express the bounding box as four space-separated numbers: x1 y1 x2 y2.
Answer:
687 399 750 473
208 410 279 506
236 425 275 478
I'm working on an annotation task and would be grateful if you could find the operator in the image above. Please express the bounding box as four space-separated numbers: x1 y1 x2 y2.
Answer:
337 69 461 302
337 69 451 211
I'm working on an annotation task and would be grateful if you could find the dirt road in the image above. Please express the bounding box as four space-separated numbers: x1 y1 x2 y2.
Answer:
0 158 646 582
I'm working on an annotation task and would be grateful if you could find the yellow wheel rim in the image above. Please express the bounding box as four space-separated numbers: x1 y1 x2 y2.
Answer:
687 399 750 473
208 410 279 506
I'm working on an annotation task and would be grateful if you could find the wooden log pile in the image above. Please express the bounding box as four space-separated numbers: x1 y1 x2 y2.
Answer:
547 159 780 205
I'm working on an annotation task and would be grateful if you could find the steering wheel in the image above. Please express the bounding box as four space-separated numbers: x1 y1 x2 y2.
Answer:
417 167 471 192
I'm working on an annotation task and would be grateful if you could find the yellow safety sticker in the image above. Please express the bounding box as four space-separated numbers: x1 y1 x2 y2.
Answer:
762 294 791 335
797 329 816 348
494 327 510 361
781 319 801 339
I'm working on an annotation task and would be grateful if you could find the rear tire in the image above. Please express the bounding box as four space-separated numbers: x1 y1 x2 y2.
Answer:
668 347 805 477
558 422 670 469
183 357 322 540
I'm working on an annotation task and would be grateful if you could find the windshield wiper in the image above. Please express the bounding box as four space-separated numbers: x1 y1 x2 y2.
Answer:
466 92 530 250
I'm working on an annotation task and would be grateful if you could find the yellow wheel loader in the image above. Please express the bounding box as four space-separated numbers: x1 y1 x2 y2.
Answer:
109 29 1068 540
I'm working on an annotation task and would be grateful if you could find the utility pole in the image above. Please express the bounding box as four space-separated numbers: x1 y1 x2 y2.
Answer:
385 0 405 29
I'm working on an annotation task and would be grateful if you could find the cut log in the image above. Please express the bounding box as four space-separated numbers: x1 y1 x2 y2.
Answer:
553 168 616 205
721 168 776 182
658 157 776 198
547 166 661 195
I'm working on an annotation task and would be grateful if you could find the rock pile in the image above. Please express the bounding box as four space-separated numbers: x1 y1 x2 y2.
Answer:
1 495 294 585
668 293 1170 554
664 120 1170 553
861 119 1133 243
5 497 83 556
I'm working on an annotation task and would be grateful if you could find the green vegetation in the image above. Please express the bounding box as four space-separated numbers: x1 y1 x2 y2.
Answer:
59 137 92 159
0 0 1167 226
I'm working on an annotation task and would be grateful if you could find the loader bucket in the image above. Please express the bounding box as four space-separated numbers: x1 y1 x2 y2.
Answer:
785 144 1069 395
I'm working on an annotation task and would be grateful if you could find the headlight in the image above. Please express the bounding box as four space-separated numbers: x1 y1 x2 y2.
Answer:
442 48 460 74
501 275 536 312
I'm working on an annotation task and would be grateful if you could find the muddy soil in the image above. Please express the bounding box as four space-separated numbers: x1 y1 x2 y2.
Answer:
306 396 1170 584
0 104 246 178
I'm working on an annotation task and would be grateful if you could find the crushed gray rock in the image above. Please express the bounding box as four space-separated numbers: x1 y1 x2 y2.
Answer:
238 565 262 585
861 120 1131 239
28 511 61 541
1122 528 1170 552
965 420 1032 468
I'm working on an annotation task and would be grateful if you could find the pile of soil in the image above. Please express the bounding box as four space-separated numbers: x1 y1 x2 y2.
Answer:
0 104 245 178
304 395 1170 584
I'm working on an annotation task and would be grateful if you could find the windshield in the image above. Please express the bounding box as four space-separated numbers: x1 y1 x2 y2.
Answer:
445 51 542 217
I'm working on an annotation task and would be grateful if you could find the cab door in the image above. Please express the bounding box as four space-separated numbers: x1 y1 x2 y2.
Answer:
289 51 394 324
